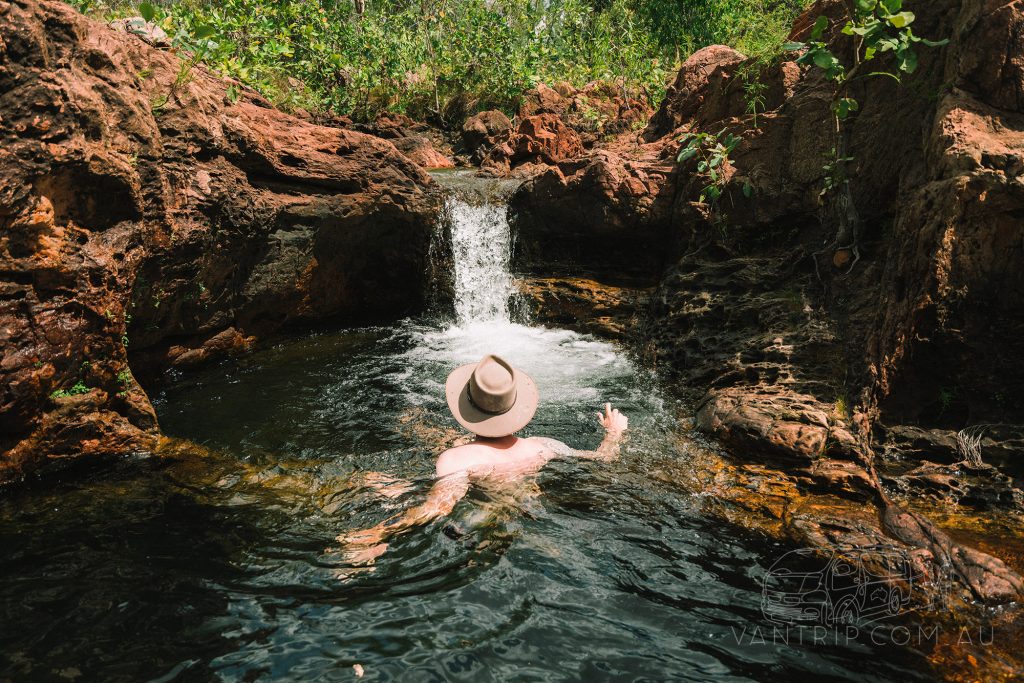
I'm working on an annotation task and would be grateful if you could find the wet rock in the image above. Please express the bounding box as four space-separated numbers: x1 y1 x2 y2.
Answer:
510 151 673 274
164 327 256 369
0 0 440 484
876 424 962 463
695 387 841 464
881 503 1024 603
885 461 1024 511
516 277 652 339
803 459 876 501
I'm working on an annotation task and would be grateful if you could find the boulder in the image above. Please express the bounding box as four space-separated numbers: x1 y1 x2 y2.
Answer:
392 135 455 169
518 83 571 118
644 45 746 140
460 109 511 161
509 151 672 274
481 114 584 175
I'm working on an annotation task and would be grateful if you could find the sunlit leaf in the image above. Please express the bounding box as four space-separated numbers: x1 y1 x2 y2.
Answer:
888 11 915 28
138 1 156 22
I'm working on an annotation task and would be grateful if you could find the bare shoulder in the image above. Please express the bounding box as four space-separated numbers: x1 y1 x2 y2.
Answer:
435 444 486 478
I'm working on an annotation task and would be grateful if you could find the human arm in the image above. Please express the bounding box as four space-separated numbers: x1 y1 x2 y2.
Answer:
533 403 628 462
338 471 470 564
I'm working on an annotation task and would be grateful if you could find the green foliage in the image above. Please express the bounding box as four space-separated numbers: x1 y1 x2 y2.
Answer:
65 0 809 122
743 78 768 128
821 147 854 197
676 130 743 204
785 0 948 121
635 0 806 62
50 382 91 399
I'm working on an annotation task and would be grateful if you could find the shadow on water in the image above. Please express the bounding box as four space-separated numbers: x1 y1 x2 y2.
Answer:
0 172 940 682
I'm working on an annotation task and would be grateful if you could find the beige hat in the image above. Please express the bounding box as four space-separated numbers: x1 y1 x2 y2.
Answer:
445 354 539 438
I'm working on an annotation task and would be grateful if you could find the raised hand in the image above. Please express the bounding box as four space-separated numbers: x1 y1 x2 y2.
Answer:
596 402 628 438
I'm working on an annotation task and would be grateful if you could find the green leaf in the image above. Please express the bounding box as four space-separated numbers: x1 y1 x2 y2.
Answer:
880 0 902 12
877 37 899 51
138 1 156 22
811 15 829 40
888 11 915 28
742 181 753 198
813 50 836 69
918 37 949 48
834 97 859 120
193 24 217 40
677 147 698 163
856 0 876 13
899 48 919 73
697 161 708 173
782 41 806 51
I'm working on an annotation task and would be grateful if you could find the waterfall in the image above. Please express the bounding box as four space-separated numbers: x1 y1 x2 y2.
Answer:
443 193 515 326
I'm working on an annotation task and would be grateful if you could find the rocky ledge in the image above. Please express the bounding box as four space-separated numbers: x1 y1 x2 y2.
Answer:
0 0 441 484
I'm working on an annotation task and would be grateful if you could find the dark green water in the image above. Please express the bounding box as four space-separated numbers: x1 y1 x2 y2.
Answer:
0 321 937 682
0 174 938 681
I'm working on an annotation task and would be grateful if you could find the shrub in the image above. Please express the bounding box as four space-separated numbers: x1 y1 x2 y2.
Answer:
67 0 809 122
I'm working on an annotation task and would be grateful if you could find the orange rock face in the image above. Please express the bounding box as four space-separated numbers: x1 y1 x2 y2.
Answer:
0 0 441 484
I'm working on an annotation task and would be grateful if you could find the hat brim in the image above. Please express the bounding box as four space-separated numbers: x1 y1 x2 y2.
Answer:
445 363 538 438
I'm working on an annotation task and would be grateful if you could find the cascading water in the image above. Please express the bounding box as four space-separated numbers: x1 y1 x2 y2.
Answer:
445 196 515 324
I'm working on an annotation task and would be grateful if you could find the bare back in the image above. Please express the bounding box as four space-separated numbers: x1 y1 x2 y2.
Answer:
435 436 571 482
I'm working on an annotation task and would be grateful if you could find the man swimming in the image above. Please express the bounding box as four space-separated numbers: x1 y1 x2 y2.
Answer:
339 353 628 563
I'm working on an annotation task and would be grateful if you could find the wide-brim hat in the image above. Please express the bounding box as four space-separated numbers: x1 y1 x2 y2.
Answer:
445 354 538 438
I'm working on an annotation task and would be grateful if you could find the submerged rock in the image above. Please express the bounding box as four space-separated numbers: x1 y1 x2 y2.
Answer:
0 0 441 484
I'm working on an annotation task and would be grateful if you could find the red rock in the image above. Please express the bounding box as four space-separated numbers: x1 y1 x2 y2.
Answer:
392 135 455 169
518 83 571 118
0 0 440 484
644 45 746 140
481 114 584 175
460 110 511 161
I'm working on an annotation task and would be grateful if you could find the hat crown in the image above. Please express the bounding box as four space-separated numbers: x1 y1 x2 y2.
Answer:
469 355 517 414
